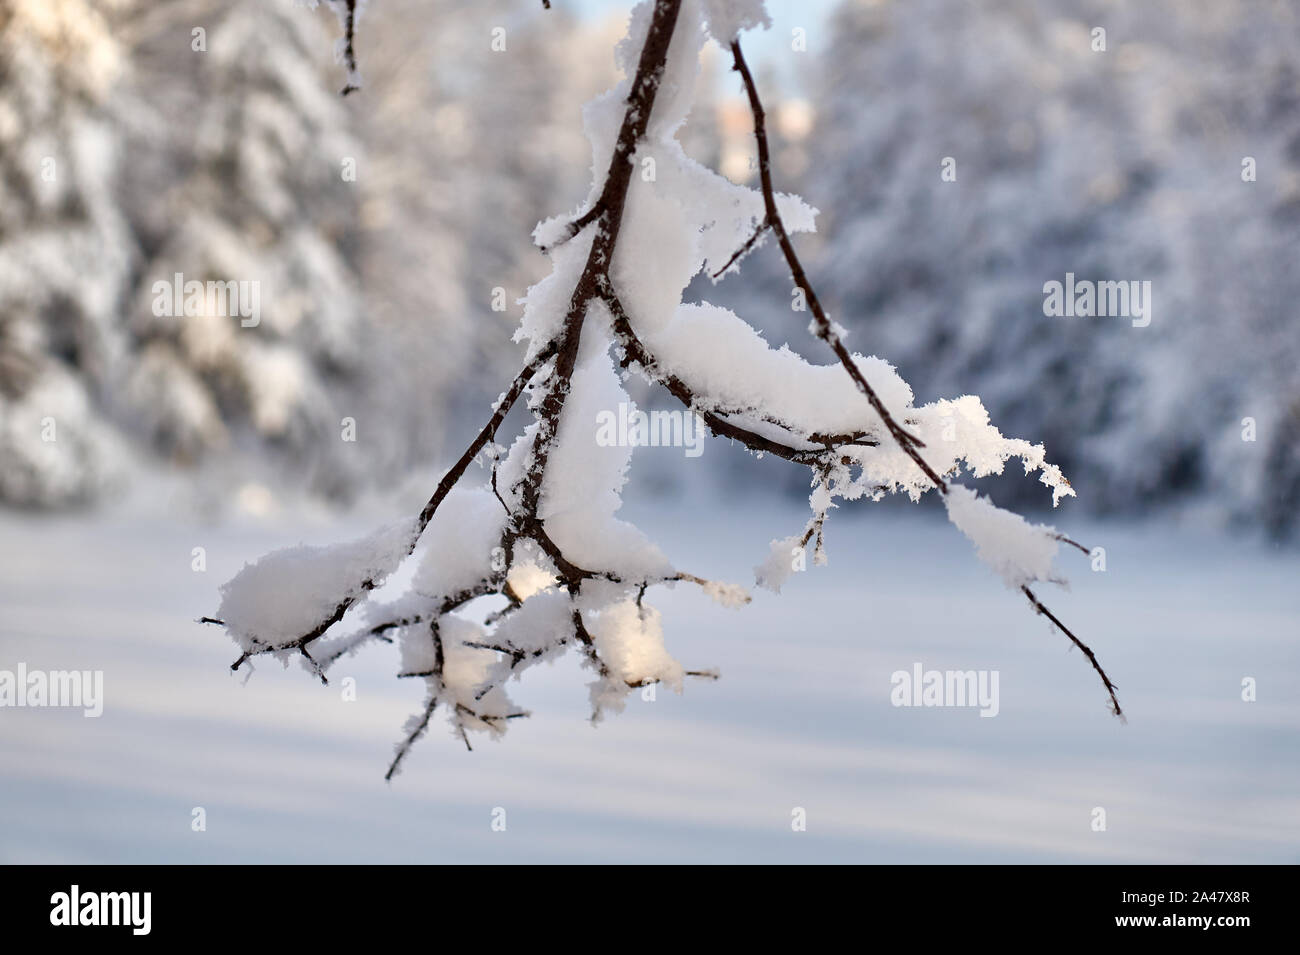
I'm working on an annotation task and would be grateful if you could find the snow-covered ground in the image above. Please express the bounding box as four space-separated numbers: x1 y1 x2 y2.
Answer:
1 486 1296 863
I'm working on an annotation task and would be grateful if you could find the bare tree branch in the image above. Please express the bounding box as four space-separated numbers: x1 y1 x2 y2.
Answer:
211 3 1124 777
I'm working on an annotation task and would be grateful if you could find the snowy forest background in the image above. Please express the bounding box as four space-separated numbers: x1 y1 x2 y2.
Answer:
2 0 1299 865
4 0 1298 535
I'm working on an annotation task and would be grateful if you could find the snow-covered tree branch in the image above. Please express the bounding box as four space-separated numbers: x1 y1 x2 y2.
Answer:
207 0 1121 780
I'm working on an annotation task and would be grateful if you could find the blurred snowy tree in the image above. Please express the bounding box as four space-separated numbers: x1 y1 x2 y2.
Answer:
0 0 132 506
352 0 621 426
813 0 1300 534
0 0 626 510
117 0 385 499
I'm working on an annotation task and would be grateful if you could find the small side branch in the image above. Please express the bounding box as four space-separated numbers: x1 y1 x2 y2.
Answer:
1022 586 1123 718
338 0 360 95
710 218 770 279
538 201 606 254
385 693 439 781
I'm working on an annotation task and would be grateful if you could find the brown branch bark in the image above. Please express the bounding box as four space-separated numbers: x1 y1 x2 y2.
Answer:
516 0 684 521
339 0 360 96
1022 585 1123 718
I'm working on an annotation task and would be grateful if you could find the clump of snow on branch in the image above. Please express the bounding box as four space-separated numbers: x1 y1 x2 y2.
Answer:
700 0 770 44
530 346 673 580
700 579 751 608
587 600 683 709
944 485 1061 590
754 535 802 594
410 489 504 598
217 517 415 652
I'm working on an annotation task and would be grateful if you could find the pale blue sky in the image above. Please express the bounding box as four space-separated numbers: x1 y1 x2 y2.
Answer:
567 0 839 92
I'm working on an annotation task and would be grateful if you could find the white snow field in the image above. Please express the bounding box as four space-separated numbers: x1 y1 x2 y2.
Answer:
0 487 1296 864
